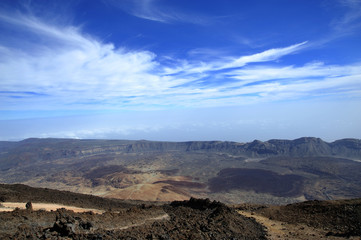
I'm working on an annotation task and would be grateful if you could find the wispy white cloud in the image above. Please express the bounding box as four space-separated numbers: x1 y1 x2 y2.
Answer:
226 61 361 81
162 41 308 76
107 0 208 24
331 0 361 31
314 0 361 46
0 10 360 112
220 41 308 70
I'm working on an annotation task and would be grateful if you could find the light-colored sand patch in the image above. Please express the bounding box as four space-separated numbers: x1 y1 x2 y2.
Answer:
103 183 189 202
0 202 104 214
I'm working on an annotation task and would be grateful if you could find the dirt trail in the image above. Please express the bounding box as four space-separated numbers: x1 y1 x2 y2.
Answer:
0 202 104 214
112 213 169 230
237 210 358 240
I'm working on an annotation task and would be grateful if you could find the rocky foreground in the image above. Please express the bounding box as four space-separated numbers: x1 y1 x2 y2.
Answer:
1 184 361 239
236 198 361 240
0 198 266 240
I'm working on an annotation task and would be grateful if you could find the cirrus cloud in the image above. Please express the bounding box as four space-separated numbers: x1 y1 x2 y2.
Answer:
0 10 360 112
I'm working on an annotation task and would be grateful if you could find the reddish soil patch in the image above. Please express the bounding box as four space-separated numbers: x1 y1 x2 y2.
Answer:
84 165 139 179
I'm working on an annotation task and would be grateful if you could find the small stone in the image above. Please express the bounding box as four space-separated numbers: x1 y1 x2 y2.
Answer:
25 201 33 210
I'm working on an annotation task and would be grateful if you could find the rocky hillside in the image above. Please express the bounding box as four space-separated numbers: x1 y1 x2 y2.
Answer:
0 184 267 240
237 198 361 238
1 183 360 239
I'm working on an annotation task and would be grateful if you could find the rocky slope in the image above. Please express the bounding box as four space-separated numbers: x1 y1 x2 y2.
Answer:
1 184 360 239
0 185 267 240
237 198 361 239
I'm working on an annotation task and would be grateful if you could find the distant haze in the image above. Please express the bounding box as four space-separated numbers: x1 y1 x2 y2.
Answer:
1 100 360 142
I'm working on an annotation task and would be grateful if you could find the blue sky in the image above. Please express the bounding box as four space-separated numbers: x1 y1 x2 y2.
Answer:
0 0 361 141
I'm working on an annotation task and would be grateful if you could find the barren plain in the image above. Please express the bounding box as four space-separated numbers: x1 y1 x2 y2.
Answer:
1 137 361 205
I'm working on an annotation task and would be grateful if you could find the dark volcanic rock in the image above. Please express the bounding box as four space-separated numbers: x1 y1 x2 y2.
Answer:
209 168 304 197
25 201 32 210
1 184 360 239
170 197 225 210
244 137 332 157
331 138 361 158
256 198 361 237
0 183 139 210
0 197 267 240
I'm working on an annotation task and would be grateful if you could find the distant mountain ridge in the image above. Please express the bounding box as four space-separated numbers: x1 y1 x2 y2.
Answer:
1 137 360 160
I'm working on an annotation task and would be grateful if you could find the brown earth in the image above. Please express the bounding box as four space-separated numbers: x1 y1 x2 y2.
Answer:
33 165 207 202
